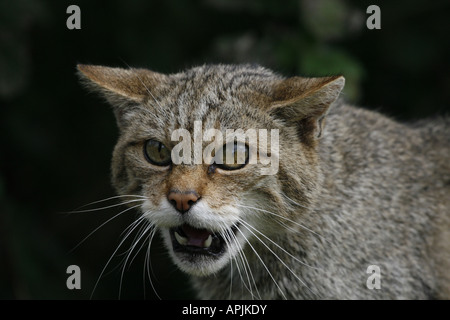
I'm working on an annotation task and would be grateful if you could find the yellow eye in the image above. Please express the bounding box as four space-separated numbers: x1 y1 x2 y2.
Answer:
144 139 171 166
215 142 249 170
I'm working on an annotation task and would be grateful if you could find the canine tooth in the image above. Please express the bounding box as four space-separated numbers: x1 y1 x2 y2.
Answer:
174 231 188 245
204 234 212 248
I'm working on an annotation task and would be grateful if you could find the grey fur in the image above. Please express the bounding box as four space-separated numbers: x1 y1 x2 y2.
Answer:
78 64 450 299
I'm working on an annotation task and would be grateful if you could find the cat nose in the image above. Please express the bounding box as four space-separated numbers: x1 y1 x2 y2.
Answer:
167 190 200 214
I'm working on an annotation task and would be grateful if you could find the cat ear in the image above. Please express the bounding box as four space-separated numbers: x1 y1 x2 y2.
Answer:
269 75 345 139
77 64 166 104
77 64 167 129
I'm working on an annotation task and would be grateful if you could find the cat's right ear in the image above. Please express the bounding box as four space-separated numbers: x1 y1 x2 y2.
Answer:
269 75 345 141
77 64 167 128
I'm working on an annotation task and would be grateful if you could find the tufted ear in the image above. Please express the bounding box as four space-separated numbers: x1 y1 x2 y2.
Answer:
269 75 345 140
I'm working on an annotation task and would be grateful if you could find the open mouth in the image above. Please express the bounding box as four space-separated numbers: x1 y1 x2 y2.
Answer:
169 223 238 257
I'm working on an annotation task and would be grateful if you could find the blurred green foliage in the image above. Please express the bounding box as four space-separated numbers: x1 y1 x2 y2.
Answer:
0 0 449 299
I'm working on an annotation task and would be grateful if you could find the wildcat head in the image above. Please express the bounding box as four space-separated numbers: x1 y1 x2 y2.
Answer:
77 64 344 277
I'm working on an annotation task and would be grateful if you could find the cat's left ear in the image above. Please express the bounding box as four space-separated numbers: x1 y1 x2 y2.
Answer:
77 64 168 129
77 64 166 103
269 75 345 139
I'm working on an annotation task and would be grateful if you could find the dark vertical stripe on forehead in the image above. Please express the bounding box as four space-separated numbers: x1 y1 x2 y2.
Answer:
166 64 277 133
227 72 274 91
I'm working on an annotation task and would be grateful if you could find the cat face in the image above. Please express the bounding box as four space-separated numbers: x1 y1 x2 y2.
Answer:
78 64 344 277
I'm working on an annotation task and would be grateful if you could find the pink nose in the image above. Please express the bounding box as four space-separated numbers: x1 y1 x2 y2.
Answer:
167 190 200 214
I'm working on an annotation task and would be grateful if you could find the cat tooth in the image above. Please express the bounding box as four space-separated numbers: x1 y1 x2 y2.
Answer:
204 234 213 248
174 231 188 245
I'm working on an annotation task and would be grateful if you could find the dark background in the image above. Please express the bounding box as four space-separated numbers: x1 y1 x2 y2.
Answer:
0 0 449 299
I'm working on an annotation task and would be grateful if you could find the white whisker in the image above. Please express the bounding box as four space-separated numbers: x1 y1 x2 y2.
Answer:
118 218 154 299
90 211 150 299
69 203 143 254
237 204 331 244
66 198 145 214
280 193 318 211
235 227 287 300
64 195 147 214
220 222 260 300
239 219 321 270
144 226 162 300
237 220 316 296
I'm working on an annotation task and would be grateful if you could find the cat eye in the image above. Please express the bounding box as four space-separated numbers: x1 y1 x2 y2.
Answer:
144 139 172 166
214 142 249 170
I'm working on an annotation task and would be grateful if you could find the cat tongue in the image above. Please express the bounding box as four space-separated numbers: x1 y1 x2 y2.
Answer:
181 224 212 247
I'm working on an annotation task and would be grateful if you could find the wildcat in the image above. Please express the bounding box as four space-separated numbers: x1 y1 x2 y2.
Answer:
77 63 450 299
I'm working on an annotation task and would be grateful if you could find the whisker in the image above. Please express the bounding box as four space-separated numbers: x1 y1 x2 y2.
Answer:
89 211 150 299
229 250 233 299
144 226 162 300
235 227 287 300
216 223 237 298
239 219 321 270
238 219 320 299
117 209 150 240
237 204 331 244
65 198 146 214
225 224 261 299
127 222 155 269
116 214 151 263
280 193 318 211
63 194 146 213
69 203 143 254
118 218 154 299
220 222 260 299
